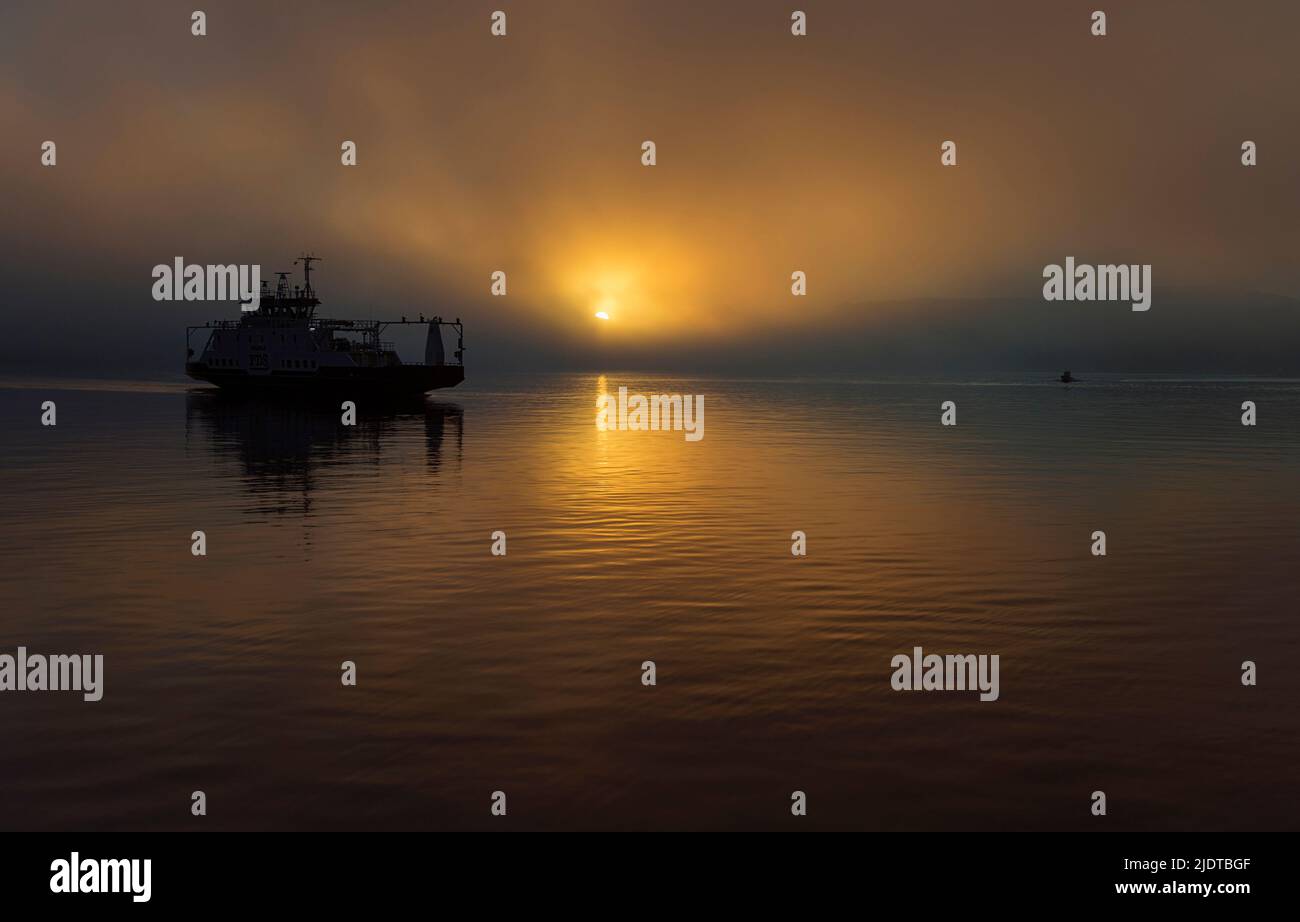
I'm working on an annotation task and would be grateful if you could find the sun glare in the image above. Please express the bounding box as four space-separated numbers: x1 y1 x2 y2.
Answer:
593 295 617 322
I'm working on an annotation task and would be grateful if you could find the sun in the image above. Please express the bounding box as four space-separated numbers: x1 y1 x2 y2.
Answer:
594 311 610 320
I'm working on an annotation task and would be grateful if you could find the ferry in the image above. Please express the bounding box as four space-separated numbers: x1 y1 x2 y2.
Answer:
185 255 464 395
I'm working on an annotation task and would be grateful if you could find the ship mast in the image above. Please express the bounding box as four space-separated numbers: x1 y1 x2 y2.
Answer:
295 254 320 299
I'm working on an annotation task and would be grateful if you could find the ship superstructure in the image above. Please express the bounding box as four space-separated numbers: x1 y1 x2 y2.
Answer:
185 255 464 394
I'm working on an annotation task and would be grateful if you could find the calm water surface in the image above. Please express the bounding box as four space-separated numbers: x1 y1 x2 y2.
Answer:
0 373 1296 830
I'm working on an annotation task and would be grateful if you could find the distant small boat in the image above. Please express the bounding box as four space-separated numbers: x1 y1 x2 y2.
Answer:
1059 370 1076 384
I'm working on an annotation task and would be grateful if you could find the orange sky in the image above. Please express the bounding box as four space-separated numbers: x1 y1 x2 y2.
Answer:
3 0 1300 372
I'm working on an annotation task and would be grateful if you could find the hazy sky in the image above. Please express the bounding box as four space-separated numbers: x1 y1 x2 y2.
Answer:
3 0 1300 375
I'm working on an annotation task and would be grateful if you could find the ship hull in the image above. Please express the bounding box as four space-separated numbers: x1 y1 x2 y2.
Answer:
185 362 464 395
